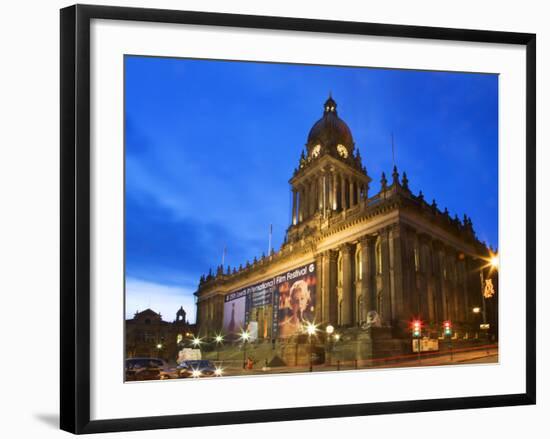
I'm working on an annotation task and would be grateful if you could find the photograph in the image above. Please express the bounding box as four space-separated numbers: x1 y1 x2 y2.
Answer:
123 55 500 381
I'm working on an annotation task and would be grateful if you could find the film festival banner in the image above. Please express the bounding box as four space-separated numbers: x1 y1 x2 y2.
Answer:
222 262 316 339
273 263 317 338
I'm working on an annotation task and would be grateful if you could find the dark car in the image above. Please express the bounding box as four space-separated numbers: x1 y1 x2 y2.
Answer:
125 358 171 381
177 360 220 378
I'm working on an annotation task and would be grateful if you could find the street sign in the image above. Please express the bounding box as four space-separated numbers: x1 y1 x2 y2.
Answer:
412 338 439 352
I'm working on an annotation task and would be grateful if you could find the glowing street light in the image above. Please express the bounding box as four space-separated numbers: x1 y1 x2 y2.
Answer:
191 337 202 348
305 321 318 337
214 334 224 361
325 324 335 367
490 255 499 270
472 307 481 314
240 330 250 369
304 321 318 372
156 343 163 350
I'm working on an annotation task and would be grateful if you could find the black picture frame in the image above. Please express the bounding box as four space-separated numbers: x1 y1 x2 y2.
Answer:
60 4 536 434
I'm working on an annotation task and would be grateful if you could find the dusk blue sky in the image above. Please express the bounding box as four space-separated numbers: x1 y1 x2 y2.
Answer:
125 56 498 323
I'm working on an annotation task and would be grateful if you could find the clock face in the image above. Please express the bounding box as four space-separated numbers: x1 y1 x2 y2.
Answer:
337 144 348 158
312 144 321 158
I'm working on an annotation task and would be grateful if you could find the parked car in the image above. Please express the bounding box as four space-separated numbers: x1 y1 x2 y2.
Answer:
177 360 220 378
125 358 177 381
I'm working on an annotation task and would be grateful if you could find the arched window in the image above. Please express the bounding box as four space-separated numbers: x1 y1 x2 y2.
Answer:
355 245 362 280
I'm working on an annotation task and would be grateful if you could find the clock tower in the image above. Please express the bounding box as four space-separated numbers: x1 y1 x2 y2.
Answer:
288 95 371 234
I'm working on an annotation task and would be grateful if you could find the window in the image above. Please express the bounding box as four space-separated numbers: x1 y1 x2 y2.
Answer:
414 244 420 272
355 246 362 280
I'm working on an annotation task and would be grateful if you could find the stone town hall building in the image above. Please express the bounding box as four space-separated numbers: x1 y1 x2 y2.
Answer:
195 96 496 360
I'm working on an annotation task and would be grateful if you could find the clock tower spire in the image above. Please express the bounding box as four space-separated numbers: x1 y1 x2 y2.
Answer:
288 96 371 231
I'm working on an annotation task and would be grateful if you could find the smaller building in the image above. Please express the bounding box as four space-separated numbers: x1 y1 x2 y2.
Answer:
125 307 195 362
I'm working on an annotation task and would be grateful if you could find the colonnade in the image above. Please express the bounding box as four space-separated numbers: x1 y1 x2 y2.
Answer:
292 171 368 224
314 224 486 333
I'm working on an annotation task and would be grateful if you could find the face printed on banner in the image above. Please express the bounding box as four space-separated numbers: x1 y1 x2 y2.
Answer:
290 280 310 316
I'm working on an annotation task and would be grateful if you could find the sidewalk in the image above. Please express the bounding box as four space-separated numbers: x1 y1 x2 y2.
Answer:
216 346 498 377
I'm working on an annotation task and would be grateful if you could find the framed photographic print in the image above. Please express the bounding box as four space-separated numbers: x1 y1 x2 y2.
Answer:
60 4 536 434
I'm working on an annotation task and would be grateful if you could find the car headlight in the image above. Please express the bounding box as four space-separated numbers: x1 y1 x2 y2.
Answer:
214 367 223 377
191 369 202 378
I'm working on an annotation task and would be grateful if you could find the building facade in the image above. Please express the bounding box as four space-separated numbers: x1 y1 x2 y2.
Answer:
195 96 497 361
125 307 195 361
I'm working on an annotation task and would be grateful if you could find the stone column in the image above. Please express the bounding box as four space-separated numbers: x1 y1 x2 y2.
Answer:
341 243 353 326
312 179 318 215
459 258 470 323
292 188 297 225
390 224 407 324
417 234 435 322
450 252 460 322
310 180 316 217
360 235 376 323
304 180 311 218
437 244 449 320
298 186 304 223
314 254 323 323
318 175 324 213
341 174 347 210
322 250 338 325
380 229 392 323
349 179 355 207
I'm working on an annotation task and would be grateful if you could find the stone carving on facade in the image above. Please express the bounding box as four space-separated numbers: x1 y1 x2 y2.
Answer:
365 310 382 328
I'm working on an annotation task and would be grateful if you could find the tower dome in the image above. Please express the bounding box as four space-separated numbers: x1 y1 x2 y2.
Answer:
306 95 355 156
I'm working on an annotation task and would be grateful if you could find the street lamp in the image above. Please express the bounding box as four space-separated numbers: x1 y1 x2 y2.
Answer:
490 254 499 271
304 321 318 372
240 330 250 369
214 334 224 361
191 337 202 349
325 325 334 366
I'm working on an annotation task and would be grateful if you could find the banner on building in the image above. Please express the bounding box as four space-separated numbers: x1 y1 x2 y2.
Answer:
273 262 317 338
222 291 247 335
223 262 317 339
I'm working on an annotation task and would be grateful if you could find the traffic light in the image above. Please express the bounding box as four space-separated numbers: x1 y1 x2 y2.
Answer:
412 320 422 338
443 320 452 336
